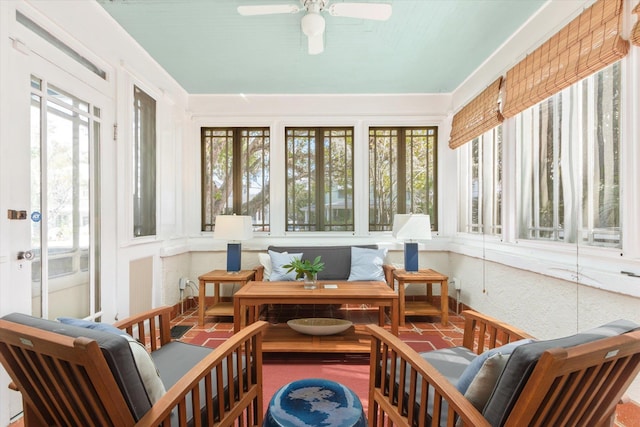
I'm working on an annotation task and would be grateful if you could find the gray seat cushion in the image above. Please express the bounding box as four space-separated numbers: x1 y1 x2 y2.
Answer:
267 245 378 280
152 341 245 426
389 346 476 426
483 319 640 426
1 313 151 420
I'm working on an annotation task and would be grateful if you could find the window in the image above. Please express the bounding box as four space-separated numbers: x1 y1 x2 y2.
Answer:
201 127 270 231
286 127 353 231
516 62 621 247
369 127 437 231
465 126 503 235
133 86 156 237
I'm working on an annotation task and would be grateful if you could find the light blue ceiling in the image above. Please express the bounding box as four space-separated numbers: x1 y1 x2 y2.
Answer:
96 0 546 95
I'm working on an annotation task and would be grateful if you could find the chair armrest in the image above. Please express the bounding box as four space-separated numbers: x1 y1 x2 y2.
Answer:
382 264 396 288
253 265 265 281
113 306 173 351
461 310 535 354
135 320 268 427
366 324 490 427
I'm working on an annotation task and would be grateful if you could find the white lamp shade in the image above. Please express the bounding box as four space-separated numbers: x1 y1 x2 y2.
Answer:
392 214 432 241
213 215 253 241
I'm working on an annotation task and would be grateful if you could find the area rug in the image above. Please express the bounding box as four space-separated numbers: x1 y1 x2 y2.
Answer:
183 322 453 413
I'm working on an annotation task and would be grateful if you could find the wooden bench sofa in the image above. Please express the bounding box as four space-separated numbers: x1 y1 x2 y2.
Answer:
367 310 640 427
0 306 268 426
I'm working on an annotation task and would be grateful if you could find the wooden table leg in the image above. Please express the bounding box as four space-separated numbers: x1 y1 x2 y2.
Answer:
398 279 406 326
233 298 241 333
199 279 206 326
213 282 220 306
390 299 399 335
440 279 449 325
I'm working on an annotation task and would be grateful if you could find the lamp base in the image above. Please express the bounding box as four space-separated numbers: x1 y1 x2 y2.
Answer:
404 242 419 272
227 243 242 272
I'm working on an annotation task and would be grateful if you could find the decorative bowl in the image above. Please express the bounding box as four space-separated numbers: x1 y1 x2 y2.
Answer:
287 318 353 336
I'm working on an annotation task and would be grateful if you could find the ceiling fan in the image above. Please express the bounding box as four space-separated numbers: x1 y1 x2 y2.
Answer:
237 0 392 55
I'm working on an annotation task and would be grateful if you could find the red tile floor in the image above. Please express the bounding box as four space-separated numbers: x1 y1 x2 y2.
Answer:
8 307 640 426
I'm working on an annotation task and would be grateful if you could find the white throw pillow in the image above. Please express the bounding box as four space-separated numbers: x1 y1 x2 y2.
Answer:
258 252 273 281
348 246 388 281
464 353 510 411
124 335 167 404
268 250 303 281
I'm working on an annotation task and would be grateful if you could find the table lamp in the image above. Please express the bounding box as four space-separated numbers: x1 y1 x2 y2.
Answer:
214 215 253 272
392 214 432 272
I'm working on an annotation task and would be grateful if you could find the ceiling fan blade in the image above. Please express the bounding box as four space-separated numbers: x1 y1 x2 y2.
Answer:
237 4 301 16
327 2 392 21
307 33 324 55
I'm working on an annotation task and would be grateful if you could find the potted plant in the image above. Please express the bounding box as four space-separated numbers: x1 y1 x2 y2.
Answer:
283 256 324 289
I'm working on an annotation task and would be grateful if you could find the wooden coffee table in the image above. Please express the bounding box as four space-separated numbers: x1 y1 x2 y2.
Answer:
233 280 398 353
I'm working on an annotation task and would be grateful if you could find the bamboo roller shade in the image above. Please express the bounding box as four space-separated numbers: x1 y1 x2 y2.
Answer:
632 3 640 46
449 77 503 149
502 0 628 118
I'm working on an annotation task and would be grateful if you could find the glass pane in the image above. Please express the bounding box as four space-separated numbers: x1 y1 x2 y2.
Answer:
286 129 316 231
470 137 481 232
48 84 90 113
323 129 353 231
45 95 91 320
133 86 156 237
405 129 430 215
581 63 621 247
537 97 556 239
517 63 620 247
202 128 233 230
30 94 42 317
369 127 437 231
93 120 101 314
240 129 270 232
493 126 503 233
369 129 397 231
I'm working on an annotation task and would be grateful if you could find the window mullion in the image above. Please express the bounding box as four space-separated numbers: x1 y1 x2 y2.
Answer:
397 129 406 213
316 128 325 230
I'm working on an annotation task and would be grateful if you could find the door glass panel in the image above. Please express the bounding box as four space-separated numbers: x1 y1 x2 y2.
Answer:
30 92 42 317
30 78 100 320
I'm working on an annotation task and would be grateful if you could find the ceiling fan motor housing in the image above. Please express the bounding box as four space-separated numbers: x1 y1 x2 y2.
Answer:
301 12 325 37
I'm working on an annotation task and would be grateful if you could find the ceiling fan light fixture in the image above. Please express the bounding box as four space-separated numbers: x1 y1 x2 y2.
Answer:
301 12 325 37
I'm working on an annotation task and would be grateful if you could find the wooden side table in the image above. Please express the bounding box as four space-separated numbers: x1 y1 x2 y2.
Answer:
392 269 449 326
198 269 255 326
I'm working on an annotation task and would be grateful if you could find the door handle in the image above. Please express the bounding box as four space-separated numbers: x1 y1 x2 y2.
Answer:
17 250 34 261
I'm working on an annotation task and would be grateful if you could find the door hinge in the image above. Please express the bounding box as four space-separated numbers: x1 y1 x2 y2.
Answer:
113 123 118 141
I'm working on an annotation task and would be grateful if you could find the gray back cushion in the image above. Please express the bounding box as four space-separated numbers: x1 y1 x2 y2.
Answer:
2 313 152 421
483 319 640 426
267 245 378 280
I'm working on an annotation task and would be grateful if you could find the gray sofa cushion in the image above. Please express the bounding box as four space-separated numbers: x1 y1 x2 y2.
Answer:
267 245 378 280
2 313 151 420
483 319 640 426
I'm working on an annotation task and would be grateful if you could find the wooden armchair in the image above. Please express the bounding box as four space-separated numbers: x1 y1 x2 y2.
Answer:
0 306 267 426
367 310 640 426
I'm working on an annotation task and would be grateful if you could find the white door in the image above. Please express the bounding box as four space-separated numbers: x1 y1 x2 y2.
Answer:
1 39 114 423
